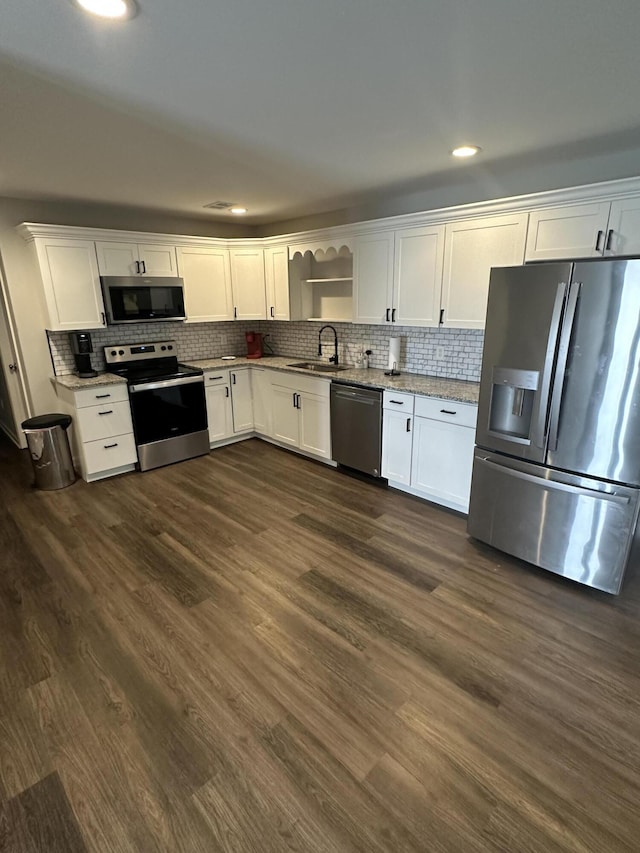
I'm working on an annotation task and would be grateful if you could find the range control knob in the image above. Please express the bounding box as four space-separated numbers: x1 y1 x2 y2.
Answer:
119 350 125 355
160 345 166 351
110 350 117 356
167 345 173 351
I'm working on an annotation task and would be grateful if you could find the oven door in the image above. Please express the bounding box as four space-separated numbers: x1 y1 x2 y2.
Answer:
129 376 207 445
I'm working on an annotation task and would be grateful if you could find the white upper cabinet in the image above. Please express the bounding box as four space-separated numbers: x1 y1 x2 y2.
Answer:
393 225 445 327
353 233 395 324
354 225 445 327
441 212 528 329
524 203 611 261
605 197 640 255
229 248 267 320
177 246 233 323
95 241 178 277
264 246 290 321
33 238 106 331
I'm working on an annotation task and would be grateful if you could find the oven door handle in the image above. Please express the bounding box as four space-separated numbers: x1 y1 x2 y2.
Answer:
129 375 204 393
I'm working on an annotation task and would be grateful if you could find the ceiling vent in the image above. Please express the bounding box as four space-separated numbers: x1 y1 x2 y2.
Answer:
203 200 236 210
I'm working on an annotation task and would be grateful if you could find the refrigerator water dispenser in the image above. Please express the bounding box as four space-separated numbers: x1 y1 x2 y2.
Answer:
488 367 539 443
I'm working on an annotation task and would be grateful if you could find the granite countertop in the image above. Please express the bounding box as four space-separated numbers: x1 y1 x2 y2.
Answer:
53 372 127 390
183 356 480 404
52 356 479 404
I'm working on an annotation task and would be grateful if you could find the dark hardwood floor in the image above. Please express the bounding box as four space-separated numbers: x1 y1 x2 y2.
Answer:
2 433 640 851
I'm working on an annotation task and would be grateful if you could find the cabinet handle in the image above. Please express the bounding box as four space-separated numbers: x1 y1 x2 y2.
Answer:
391 308 396 322
95 393 111 399
292 392 297 408
440 408 457 415
385 308 390 322
98 410 113 415
104 443 118 449
406 417 411 432
135 260 140 273
210 375 223 380
101 312 106 325
225 387 229 397
439 308 445 325
270 306 275 318
296 393 301 409
141 260 146 274
234 306 237 319
389 399 404 405
232 373 236 385
595 230 604 252
605 229 614 251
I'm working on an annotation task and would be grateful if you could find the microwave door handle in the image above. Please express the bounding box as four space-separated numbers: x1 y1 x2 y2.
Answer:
531 281 567 450
547 281 581 452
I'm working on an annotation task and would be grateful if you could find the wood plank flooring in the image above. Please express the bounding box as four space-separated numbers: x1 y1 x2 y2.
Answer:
2 434 640 851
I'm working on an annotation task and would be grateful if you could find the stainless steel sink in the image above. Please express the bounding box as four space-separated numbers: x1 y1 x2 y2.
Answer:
287 361 349 373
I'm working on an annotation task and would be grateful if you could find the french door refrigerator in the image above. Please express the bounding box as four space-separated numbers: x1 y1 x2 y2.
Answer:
467 258 640 594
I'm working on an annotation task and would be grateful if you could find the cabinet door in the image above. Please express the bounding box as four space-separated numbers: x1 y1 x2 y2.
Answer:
271 384 300 447
264 247 290 320
298 390 331 459
230 370 254 433
410 417 475 512
251 368 272 436
524 203 610 261
441 213 528 329
230 248 267 320
394 225 445 327
178 246 233 322
606 197 640 255
381 409 413 485
205 383 233 443
353 233 394 324
95 241 139 276
35 239 106 331
137 244 178 277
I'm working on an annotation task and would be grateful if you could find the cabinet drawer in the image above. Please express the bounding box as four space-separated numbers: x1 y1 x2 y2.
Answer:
83 433 137 474
75 400 133 442
383 390 415 412
414 396 477 428
273 371 330 398
204 370 230 387
74 384 129 409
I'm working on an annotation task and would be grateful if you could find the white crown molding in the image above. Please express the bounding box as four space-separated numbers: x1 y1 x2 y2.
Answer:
18 174 640 249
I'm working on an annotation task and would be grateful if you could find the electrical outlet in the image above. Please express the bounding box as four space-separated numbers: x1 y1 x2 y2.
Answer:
435 346 445 361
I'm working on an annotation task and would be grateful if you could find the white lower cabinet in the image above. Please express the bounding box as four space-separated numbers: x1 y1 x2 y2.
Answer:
270 373 331 459
381 391 414 485
55 382 137 481
204 368 253 444
383 390 477 513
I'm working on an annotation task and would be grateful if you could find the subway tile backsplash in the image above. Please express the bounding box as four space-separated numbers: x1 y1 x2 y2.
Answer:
49 320 483 382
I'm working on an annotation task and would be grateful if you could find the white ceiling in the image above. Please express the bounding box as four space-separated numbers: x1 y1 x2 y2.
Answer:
2 0 640 225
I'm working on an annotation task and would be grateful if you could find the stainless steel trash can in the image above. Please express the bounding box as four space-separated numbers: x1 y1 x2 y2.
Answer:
21 414 76 490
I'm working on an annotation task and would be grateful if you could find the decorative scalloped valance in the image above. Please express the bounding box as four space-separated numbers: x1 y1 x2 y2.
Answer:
288 240 353 260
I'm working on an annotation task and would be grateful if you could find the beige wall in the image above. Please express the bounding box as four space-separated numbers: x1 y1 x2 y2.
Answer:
0 195 256 437
257 141 640 237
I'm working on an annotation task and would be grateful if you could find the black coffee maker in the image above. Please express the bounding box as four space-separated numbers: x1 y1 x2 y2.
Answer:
69 332 98 378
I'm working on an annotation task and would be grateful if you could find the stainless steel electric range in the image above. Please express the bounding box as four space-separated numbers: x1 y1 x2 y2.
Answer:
105 340 209 472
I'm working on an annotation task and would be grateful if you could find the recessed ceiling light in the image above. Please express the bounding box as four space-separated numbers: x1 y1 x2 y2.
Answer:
230 207 248 215
451 145 481 158
72 0 137 20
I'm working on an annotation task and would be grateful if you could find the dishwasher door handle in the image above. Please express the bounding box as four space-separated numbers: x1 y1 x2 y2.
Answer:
333 391 377 405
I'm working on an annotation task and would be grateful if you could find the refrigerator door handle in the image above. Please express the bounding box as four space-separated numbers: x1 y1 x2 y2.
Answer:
477 456 630 505
547 281 581 452
531 281 567 450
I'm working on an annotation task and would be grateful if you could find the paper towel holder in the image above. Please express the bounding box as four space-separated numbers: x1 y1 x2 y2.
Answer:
384 362 401 377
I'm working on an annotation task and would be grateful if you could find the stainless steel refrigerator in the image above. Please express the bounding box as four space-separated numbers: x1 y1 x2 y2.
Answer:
467 258 640 594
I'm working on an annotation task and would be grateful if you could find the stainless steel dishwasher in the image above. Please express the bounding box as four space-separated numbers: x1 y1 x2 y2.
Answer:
330 382 383 477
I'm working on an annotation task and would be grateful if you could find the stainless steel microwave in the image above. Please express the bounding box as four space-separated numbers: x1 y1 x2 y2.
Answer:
100 276 186 324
